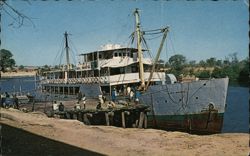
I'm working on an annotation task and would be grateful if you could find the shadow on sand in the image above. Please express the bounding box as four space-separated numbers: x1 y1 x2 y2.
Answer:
1 123 104 156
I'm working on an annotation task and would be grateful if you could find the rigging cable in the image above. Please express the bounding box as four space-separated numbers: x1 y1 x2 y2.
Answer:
68 37 79 65
53 37 65 67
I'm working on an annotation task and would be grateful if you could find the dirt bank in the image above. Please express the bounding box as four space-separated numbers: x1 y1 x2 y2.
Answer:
1 71 37 78
0 108 249 156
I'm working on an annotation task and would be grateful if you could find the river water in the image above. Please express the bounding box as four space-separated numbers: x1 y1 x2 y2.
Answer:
0 77 248 133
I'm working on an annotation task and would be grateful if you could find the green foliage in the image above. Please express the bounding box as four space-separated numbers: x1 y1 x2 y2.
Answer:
169 54 186 68
18 65 25 70
168 54 186 76
188 60 196 66
195 70 211 79
0 49 16 72
211 67 226 78
199 60 206 68
237 58 249 85
206 57 216 67
166 52 247 85
215 60 222 67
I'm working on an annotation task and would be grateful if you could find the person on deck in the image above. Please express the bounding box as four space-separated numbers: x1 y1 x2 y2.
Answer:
82 93 86 107
75 101 81 110
111 87 117 102
77 91 83 103
135 88 141 104
129 90 134 102
107 101 116 109
5 92 10 98
126 86 131 96
96 101 102 110
59 102 64 112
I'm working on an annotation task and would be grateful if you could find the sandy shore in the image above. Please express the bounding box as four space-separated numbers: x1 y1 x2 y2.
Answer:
0 108 249 156
1 71 37 78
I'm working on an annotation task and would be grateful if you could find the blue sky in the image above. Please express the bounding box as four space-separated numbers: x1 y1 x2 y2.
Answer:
1 0 249 66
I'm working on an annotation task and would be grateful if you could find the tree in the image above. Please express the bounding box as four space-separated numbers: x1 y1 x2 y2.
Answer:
0 49 16 73
199 60 206 68
211 67 227 78
168 54 186 76
216 60 222 67
18 65 25 70
238 58 249 85
229 52 239 64
206 57 216 67
223 57 230 66
169 54 186 67
188 60 196 66
195 70 211 79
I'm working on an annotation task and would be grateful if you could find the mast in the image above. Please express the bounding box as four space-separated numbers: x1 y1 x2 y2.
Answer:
145 27 169 90
134 8 145 90
64 31 70 71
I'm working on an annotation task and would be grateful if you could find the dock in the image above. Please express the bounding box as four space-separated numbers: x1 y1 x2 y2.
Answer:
52 104 150 129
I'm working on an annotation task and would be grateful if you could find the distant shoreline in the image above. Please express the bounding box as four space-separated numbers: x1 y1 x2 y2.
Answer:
0 71 37 78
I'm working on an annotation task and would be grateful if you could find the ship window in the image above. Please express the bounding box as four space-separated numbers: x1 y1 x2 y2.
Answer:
119 53 122 57
114 53 118 57
99 54 102 59
120 67 125 73
196 97 199 99
123 53 126 57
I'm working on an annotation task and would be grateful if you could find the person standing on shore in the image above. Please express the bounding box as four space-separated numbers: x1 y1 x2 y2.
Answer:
13 94 19 109
0 93 2 107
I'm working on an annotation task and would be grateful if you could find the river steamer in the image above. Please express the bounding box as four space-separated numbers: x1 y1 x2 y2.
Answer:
40 8 229 134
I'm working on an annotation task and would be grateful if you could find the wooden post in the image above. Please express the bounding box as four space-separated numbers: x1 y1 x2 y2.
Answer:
138 111 145 128
73 112 77 119
105 112 110 126
144 112 147 129
135 120 139 128
108 112 114 125
32 99 35 112
122 111 126 128
83 113 90 125
77 112 83 122
65 112 70 119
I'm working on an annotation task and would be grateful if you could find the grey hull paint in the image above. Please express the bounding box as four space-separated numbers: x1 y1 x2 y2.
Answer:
140 78 229 116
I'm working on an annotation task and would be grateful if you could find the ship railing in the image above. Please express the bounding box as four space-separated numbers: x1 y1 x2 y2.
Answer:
40 79 64 84
40 76 110 84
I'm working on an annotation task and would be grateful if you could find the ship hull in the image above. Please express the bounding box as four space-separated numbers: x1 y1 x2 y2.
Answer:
147 113 224 134
140 78 229 134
